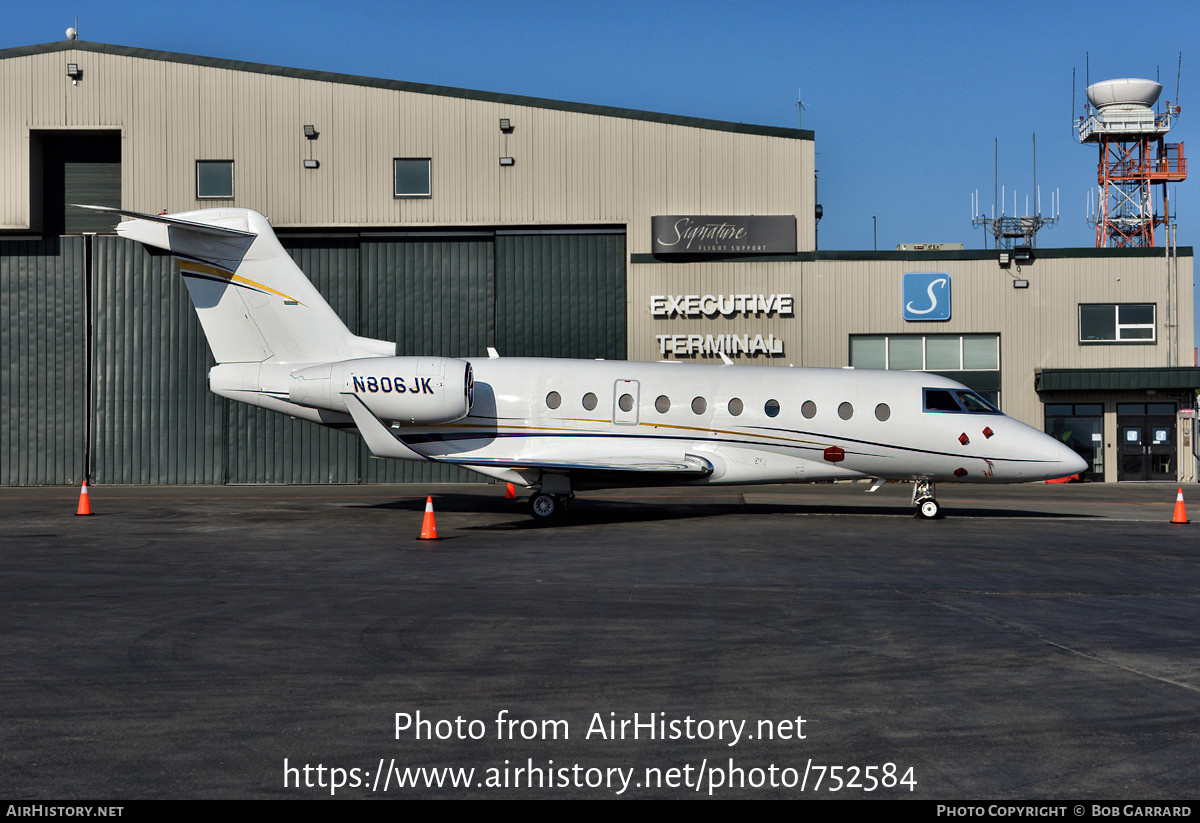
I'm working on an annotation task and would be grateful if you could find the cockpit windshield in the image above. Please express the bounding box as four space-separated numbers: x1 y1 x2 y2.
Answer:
923 388 1000 415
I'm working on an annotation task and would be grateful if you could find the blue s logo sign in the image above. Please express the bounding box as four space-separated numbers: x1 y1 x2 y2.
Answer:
903 273 951 321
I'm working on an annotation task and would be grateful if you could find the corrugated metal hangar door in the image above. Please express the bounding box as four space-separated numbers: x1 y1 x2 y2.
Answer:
0 228 625 485
1 237 87 485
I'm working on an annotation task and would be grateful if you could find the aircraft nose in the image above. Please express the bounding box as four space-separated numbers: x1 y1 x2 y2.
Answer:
1043 433 1088 477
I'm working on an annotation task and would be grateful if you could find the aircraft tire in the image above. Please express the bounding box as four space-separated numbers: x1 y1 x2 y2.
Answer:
916 498 941 519
530 492 558 520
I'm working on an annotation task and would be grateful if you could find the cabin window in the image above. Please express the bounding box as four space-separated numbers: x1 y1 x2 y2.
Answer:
801 400 817 419
654 395 671 413
728 398 743 416
691 396 707 414
393 158 432 197
1078 303 1156 343
875 403 891 421
582 392 598 411
764 399 780 418
196 160 234 199
618 393 634 412
545 391 561 409
838 402 854 420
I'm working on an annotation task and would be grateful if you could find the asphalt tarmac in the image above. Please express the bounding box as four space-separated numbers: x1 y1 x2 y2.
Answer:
2 481 1198 799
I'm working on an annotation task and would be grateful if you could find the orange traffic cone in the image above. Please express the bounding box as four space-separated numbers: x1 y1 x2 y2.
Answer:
505 482 516 499
1172 488 1188 524
418 496 438 539
75 482 92 516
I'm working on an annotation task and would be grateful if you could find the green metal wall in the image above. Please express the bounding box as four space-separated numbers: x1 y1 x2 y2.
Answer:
91 236 224 483
0 237 86 484
0 228 626 485
496 232 627 360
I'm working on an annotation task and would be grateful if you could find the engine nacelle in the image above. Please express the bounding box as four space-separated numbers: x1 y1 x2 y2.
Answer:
289 356 473 425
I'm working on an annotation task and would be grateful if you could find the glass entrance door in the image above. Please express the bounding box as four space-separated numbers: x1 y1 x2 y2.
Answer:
1117 403 1177 481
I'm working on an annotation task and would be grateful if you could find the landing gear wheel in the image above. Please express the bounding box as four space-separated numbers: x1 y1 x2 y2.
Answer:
530 492 558 520
917 498 941 519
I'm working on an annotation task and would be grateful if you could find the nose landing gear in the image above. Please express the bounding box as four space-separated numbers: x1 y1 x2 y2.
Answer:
912 479 941 519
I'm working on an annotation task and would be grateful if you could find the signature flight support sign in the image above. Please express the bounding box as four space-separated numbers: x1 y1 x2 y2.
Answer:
902 272 951 321
652 215 797 255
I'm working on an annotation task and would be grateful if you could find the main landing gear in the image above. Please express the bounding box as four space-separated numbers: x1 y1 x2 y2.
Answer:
912 479 941 519
529 492 572 520
529 474 574 521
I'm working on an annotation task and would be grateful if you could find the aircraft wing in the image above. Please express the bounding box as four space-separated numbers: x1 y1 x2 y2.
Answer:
434 454 713 475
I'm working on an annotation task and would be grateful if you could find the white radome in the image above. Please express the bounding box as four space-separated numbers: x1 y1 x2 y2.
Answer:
1086 78 1162 109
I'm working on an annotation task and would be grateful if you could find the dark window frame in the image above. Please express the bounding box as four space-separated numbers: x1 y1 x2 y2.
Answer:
393 157 432 198
196 159 234 200
1078 303 1156 345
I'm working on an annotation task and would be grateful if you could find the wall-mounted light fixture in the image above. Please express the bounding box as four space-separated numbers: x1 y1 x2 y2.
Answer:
499 156 515 167
303 125 318 139
303 159 320 169
1012 279 1029 289
499 118 513 133
66 63 82 84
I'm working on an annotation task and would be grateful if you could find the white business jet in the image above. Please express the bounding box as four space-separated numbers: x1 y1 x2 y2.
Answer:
80 206 1087 519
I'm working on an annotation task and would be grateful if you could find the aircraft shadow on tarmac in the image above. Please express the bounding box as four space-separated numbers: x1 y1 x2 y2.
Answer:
354 495 1098 529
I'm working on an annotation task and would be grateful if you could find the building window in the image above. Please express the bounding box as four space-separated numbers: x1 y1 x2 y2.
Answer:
849 333 1001 406
1079 304 1155 343
393 158 431 197
196 160 234 199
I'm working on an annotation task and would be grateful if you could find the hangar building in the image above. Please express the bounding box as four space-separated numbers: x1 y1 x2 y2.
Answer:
0 40 1194 485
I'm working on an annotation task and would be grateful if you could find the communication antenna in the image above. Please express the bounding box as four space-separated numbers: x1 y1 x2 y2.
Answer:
66 16 77 40
971 134 1059 252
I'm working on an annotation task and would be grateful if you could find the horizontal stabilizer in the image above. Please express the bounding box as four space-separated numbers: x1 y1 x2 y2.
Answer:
71 204 256 238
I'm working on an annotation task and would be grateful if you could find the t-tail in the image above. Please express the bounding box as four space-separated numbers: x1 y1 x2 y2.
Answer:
79 205 394 365
75 206 471 436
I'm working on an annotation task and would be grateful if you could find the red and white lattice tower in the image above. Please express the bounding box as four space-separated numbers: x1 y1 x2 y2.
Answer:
1077 78 1186 247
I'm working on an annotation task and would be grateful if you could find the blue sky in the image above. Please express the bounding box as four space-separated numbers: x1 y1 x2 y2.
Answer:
3 0 1196 253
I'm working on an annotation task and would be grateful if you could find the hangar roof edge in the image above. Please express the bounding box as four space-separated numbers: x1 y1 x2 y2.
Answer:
631 246 1194 264
2 40 814 142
